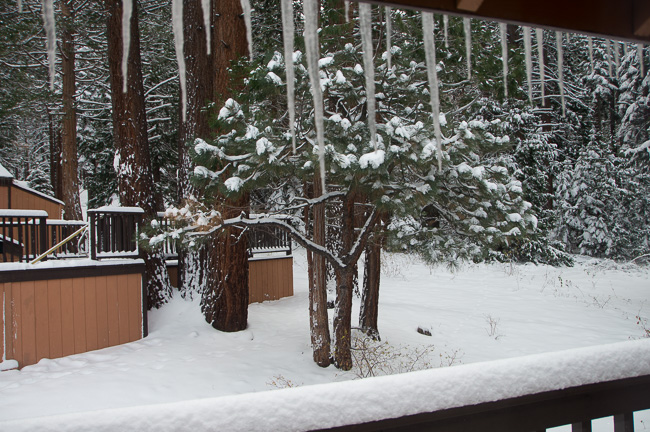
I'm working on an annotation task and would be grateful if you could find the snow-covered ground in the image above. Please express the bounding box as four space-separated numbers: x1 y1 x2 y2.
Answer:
1 247 649 430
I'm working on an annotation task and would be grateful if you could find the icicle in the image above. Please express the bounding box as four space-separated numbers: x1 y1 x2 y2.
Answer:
422 12 443 171
536 28 545 105
614 41 620 79
281 0 296 153
200 0 211 55
41 0 56 91
443 15 449 49
523 26 533 104
499 23 508 98
556 31 566 117
171 0 187 122
121 0 132 93
606 40 613 78
240 0 253 59
588 36 594 74
638 44 645 78
303 0 326 192
360 3 377 152
344 1 350 23
385 6 392 71
464 18 472 80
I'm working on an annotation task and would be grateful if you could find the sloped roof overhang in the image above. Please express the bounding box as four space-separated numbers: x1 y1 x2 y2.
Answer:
363 0 650 44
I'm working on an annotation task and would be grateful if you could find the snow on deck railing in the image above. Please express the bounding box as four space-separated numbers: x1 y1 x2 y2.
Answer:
2 339 649 432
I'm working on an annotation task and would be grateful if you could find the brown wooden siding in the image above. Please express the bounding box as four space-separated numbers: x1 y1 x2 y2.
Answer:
0 185 9 209
1 184 63 219
167 257 293 304
249 257 293 303
1 272 143 368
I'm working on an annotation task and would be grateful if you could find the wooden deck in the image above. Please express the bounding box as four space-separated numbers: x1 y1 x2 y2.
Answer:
1 262 146 368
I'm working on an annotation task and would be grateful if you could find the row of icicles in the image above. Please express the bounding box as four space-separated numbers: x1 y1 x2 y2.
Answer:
36 0 648 192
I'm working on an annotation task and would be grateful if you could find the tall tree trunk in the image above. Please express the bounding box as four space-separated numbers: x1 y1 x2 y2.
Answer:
178 0 215 299
60 0 82 221
359 219 383 340
106 0 171 308
200 0 250 331
201 194 250 331
47 107 63 201
333 192 357 370
213 0 248 99
309 174 331 367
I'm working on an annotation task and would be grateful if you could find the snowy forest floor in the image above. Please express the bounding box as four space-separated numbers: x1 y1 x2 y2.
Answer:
1 247 649 430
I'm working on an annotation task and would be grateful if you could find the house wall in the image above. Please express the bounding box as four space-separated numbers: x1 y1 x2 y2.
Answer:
0 264 145 368
0 184 9 209
166 256 293 304
8 184 63 219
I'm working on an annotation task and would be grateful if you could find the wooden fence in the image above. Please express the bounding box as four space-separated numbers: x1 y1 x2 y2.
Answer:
0 262 146 368
88 207 143 260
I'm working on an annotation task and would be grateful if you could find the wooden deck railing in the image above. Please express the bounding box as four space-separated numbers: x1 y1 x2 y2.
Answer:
247 223 292 256
0 210 48 262
88 207 144 260
314 375 650 432
1 208 293 263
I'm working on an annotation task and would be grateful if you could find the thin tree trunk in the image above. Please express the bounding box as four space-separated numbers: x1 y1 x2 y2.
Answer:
310 173 331 367
47 107 63 201
60 0 82 221
333 192 357 370
359 221 383 340
106 0 171 308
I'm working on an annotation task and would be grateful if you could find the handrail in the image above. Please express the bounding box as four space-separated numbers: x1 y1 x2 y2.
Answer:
29 224 89 264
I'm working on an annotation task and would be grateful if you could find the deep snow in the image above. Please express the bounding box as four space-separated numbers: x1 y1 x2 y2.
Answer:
1 247 649 430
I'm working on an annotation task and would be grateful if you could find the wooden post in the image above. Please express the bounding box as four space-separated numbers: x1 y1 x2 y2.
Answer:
39 216 48 261
89 212 97 260
572 422 592 432
614 413 634 432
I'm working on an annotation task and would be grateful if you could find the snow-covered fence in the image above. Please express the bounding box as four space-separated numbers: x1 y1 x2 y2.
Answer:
2 340 648 432
248 223 292 256
45 219 88 259
88 207 144 260
0 210 48 262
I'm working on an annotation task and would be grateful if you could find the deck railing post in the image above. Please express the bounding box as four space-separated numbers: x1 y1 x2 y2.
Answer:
572 422 592 432
90 212 97 260
38 215 48 261
614 413 634 432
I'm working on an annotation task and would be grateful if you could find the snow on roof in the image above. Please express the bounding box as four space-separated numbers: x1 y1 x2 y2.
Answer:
12 180 65 206
0 162 13 179
2 339 649 432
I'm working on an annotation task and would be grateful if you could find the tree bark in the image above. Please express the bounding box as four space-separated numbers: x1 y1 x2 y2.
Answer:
60 0 82 221
178 0 215 299
309 174 332 367
201 194 250 331
47 108 63 201
213 0 249 99
106 0 171 308
333 192 357 370
200 0 251 331
359 218 383 341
